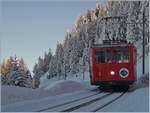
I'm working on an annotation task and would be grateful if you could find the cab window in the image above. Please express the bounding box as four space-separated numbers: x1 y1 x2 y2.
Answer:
113 48 129 63
96 49 110 63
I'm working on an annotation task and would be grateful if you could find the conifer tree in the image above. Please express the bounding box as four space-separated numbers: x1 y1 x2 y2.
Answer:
1 56 32 87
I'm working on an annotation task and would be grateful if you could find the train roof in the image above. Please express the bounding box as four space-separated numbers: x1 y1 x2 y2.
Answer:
91 43 134 48
91 40 134 48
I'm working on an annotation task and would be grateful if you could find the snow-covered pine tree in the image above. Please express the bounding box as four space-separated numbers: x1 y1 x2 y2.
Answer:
32 56 45 88
43 49 53 73
1 57 14 84
9 56 32 88
54 43 64 79
47 56 56 79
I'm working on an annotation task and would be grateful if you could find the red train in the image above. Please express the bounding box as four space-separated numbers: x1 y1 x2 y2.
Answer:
89 40 137 89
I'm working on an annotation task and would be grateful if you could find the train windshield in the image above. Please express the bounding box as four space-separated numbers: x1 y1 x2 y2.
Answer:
96 49 110 63
113 48 129 63
95 48 129 64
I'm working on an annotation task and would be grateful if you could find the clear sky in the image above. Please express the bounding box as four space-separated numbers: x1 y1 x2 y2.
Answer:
1 0 106 72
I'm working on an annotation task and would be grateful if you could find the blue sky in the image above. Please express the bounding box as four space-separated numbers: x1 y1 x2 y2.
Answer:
1 0 106 72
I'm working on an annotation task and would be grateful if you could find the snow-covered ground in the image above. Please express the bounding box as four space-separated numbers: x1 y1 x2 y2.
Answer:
1 79 93 106
1 80 97 112
39 71 91 90
101 87 149 112
1 79 149 112
1 71 92 106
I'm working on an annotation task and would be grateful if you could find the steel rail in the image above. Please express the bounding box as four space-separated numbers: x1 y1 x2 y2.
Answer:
92 91 126 112
61 92 112 112
37 89 101 112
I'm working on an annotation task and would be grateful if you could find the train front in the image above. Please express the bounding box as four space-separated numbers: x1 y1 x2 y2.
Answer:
89 41 137 88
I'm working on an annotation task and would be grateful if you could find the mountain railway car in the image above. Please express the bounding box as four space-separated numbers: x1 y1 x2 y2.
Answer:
89 40 137 89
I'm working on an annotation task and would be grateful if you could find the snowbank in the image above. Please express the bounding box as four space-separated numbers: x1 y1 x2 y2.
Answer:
43 80 86 95
1 79 90 106
1 85 50 105
39 71 93 91
101 87 149 112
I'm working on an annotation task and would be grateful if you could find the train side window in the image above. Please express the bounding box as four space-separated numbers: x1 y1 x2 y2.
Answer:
114 49 122 63
96 49 110 63
123 48 129 63
113 48 129 63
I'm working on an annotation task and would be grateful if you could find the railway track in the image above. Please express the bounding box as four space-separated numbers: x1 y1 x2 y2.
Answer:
37 90 126 112
38 92 112 112
73 91 126 112
92 91 126 112
61 92 112 112
37 88 101 112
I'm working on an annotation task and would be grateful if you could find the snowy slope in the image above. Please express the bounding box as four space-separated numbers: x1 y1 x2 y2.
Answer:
1 80 97 112
39 71 92 91
1 85 50 105
1 79 95 106
1 79 149 112
100 87 149 112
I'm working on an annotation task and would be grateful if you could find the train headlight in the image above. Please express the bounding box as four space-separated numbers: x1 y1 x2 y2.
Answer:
119 68 129 78
110 71 115 75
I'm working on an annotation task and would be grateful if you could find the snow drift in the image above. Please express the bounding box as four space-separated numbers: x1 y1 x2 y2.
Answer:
1 80 88 106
